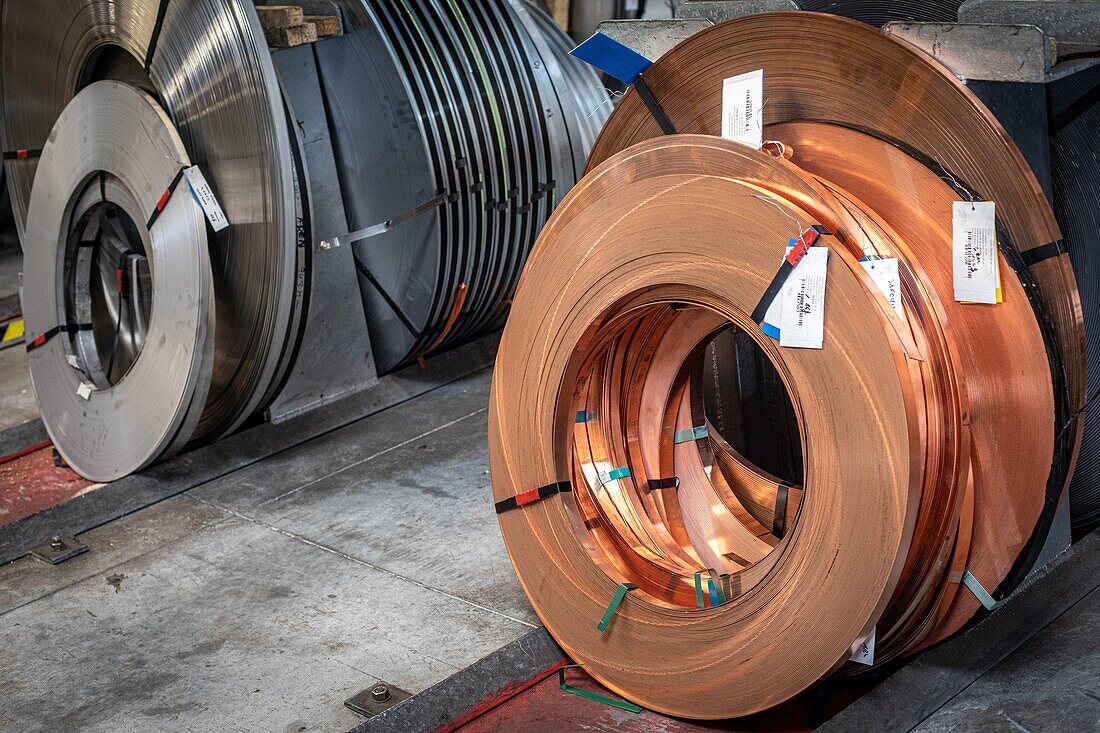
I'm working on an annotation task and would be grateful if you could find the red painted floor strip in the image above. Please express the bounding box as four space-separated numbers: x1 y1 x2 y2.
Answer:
0 445 93 527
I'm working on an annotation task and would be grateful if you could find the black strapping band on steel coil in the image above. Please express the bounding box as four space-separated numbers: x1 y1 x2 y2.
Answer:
145 0 172 72
25 323 93 353
648 476 680 491
495 480 572 514
773 481 791 539
2 149 41 160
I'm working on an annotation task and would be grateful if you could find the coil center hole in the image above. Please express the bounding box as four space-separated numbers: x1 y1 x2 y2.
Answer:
62 187 152 388
564 299 805 609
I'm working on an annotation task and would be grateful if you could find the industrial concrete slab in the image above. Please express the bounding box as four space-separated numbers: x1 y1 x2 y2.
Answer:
0 368 536 733
0 343 37 434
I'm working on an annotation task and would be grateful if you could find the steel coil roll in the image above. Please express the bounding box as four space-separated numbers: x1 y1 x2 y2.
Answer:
796 0 962 25
0 0 301 451
490 14 1084 718
22 81 215 481
315 0 606 373
1049 62 1100 528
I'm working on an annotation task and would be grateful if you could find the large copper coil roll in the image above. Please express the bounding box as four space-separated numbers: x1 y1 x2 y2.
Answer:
586 10 1083 606
490 123 1073 715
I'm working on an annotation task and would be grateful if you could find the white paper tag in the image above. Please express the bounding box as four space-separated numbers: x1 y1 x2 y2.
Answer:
66 354 80 369
849 627 876 665
953 201 998 304
76 382 94 400
780 247 829 349
860 257 903 318
721 69 764 149
183 166 230 232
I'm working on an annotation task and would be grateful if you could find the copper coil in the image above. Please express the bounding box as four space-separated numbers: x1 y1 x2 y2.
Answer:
491 133 1012 717
586 9 1081 608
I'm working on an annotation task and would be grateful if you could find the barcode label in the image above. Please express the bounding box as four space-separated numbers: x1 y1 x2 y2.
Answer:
183 166 230 232
953 201 998 304
721 69 764 149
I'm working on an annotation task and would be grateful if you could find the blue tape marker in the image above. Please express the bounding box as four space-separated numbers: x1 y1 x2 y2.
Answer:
576 410 593 423
674 425 709 444
761 322 781 340
570 32 653 85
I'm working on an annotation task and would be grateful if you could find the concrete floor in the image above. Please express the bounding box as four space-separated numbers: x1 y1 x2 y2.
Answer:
0 241 37 436
0 368 538 733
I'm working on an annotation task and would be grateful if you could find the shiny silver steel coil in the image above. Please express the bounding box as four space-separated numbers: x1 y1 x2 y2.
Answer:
22 81 215 481
0 0 301 445
317 0 607 372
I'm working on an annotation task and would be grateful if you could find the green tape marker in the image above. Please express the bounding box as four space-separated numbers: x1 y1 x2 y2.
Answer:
673 425 709 444
599 466 631 483
597 583 637 632
558 664 644 714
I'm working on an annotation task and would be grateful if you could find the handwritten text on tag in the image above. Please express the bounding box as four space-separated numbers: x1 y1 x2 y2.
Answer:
183 166 230 233
953 201 998 304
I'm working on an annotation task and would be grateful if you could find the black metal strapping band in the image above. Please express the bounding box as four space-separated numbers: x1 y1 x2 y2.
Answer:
634 75 677 135
1020 240 1067 268
750 225 831 324
2 148 41 161
647 477 679 491
25 323 92 353
145 0 172 72
772 482 791 539
495 481 572 514
145 167 187 231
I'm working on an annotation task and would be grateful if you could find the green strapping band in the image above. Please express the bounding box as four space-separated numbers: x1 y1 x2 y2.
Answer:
599 466 631 483
597 583 637 632
962 569 1004 611
674 425 709 444
558 665 643 714
694 569 726 608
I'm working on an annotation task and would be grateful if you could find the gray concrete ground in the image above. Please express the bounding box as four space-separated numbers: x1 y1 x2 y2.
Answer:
0 369 536 733
915 587 1100 732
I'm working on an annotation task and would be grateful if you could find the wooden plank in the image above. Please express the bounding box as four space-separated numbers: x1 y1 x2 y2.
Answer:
304 15 340 38
264 23 318 48
545 0 570 31
256 5 304 30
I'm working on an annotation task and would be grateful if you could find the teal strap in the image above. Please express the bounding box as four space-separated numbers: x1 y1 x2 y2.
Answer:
962 569 1004 611
576 410 594 423
694 569 727 608
599 466 631 483
597 583 637 632
673 425 709 444
558 665 643 713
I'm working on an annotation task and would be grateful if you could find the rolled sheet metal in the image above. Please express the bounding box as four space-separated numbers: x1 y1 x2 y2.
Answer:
314 0 607 373
490 14 1084 718
0 0 301 444
22 81 214 481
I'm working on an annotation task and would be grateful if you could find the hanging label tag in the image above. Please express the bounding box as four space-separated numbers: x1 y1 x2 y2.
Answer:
76 382 94 400
183 166 230 232
860 257 903 317
849 627 876 665
953 201 998 304
780 247 829 349
721 69 764 149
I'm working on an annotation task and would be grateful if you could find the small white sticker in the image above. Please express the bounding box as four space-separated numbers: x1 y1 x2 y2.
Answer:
183 166 230 232
953 201 998 304
66 354 80 369
860 257 904 318
76 382 94 400
780 247 829 350
721 69 764 149
850 627 876 666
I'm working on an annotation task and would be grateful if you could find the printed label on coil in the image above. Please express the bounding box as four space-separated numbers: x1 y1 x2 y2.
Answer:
860 257 903 317
953 201 998 304
780 246 829 349
183 166 230 232
721 69 764 149
849 627 876 665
